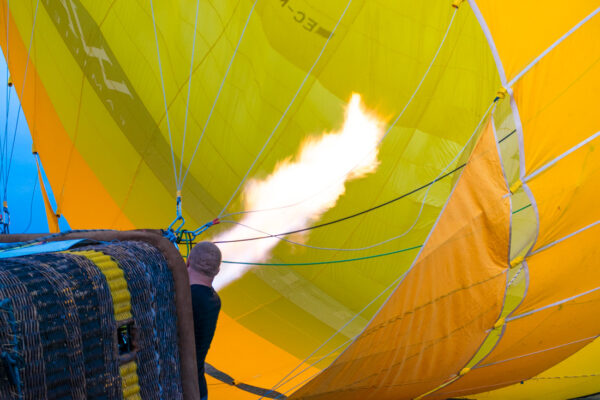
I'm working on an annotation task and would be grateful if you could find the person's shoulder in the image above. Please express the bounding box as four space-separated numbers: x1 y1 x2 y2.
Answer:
190 284 212 299
191 285 220 302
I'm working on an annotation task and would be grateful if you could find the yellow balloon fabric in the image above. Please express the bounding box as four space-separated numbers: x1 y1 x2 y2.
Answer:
2 0 600 399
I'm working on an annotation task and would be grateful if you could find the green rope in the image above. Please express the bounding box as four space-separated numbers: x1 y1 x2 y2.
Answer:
512 204 532 214
221 245 422 266
215 193 531 269
221 204 533 267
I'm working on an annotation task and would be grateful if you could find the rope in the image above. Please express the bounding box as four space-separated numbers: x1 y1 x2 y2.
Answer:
498 128 516 143
531 373 600 380
219 160 463 231
1 0 10 202
180 0 259 189
263 338 353 399
5 0 39 202
215 103 501 247
217 0 355 217
233 106 517 396
272 369 323 400
216 164 466 244
162 228 178 245
222 7 459 220
221 244 421 266
21 164 37 233
476 335 599 370
0 79 8 210
220 219 418 252
507 263 524 287
258 262 420 398
512 203 531 214
177 0 201 188
149 0 179 189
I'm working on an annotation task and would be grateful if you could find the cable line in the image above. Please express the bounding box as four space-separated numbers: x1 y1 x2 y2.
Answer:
218 0 355 217
1 0 11 198
177 0 201 187
512 203 531 214
215 162 464 245
5 0 40 202
215 120 513 247
256 243 434 398
180 0 259 189
150 0 179 189
262 338 353 399
221 244 422 266
223 7 459 220
22 163 38 233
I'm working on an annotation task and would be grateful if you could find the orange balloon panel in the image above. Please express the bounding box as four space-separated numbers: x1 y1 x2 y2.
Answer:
291 120 510 400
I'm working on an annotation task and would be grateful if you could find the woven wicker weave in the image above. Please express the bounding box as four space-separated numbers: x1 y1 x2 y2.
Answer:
0 240 183 400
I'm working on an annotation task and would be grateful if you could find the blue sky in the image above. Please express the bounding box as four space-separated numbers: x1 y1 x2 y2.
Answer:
0 54 68 234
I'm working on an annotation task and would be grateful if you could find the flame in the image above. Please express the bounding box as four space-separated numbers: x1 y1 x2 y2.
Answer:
213 94 385 290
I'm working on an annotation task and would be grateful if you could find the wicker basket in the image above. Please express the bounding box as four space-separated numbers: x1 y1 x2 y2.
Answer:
0 231 199 400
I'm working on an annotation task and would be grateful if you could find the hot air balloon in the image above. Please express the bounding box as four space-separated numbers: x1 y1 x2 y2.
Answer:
1 0 600 399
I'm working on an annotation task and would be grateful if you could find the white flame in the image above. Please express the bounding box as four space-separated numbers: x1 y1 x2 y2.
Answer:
213 94 385 290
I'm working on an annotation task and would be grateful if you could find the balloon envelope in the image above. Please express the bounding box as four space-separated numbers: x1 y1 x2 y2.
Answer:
2 0 600 399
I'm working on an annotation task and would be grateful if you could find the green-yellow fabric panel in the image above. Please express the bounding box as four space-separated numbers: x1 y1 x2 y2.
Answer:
11 0 499 372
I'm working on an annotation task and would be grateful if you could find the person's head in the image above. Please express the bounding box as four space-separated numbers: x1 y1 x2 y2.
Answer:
187 241 222 279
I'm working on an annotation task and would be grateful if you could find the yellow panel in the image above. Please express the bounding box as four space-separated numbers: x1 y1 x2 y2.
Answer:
435 292 600 398
291 120 509 400
514 14 600 173
473 0 599 82
476 338 600 400
522 79 600 251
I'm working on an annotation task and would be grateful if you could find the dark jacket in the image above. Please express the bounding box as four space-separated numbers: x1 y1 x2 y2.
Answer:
190 284 221 399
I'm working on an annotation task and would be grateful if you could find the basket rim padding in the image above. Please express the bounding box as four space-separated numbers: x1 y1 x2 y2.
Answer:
0 229 200 400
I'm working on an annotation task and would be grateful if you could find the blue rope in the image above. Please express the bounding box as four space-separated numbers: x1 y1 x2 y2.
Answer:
162 229 178 246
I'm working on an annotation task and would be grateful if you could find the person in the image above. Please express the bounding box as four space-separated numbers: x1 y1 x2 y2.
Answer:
187 241 222 400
